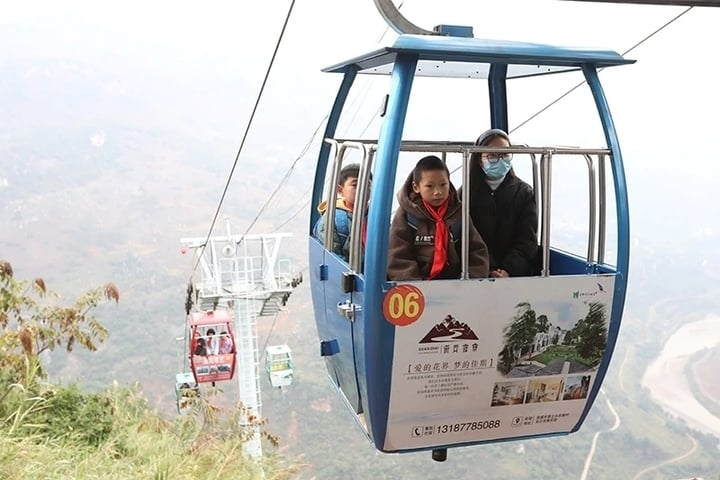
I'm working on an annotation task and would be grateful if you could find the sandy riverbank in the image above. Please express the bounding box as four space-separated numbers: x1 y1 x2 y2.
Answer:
641 315 720 438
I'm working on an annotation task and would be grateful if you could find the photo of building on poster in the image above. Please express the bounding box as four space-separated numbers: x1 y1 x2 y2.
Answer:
490 299 608 407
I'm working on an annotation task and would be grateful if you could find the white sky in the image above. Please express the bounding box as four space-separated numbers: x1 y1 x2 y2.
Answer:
3 0 720 240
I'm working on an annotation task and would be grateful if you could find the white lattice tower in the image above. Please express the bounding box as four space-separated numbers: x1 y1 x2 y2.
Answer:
233 254 262 458
180 219 295 460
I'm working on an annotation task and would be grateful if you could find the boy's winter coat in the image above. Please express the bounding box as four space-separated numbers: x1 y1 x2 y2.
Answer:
387 172 489 280
314 198 354 261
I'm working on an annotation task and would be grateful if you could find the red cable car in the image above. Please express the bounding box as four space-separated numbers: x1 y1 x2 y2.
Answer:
188 309 237 384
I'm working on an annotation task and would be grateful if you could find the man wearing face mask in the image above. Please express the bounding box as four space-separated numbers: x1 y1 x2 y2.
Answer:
462 128 538 278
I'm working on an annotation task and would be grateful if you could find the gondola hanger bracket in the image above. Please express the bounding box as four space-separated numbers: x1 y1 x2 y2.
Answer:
433 24 473 38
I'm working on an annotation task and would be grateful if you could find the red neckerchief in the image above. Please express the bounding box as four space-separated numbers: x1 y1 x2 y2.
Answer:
422 197 449 279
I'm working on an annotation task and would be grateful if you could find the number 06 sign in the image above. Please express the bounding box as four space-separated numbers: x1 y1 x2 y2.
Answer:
382 284 425 327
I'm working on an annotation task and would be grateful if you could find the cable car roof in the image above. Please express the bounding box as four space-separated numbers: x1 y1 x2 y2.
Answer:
188 309 233 326
266 344 292 354
175 372 196 385
322 34 635 79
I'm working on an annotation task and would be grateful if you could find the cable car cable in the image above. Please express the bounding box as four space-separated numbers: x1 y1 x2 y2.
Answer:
510 6 693 134
216 2 403 278
260 311 282 361
233 112 327 246
265 2 406 224
259 264 310 355
272 195 310 232
291 2 685 276
264 9 403 235
445 5 693 181
178 0 399 409
240 110 330 233
249 2 688 261
187 0 297 279
271 97 385 234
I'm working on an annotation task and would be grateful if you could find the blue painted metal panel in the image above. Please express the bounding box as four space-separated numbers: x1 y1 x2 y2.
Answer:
309 237 329 351
488 63 509 132
309 67 364 413
575 65 630 432
362 53 418 449
324 253 363 413
548 249 595 275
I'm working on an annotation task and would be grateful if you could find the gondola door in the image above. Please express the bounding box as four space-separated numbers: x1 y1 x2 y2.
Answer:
310 140 374 420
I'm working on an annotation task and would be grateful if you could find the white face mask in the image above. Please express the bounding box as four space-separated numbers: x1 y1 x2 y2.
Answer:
482 159 512 179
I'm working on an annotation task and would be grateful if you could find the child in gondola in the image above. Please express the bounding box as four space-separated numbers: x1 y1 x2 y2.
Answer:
219 331 234 354
194 337 207 356
205 328 219 355
387 155 489 280
313 163 369 262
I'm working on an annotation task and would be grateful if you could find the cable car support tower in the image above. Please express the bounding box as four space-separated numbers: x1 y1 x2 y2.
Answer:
181 219 301 459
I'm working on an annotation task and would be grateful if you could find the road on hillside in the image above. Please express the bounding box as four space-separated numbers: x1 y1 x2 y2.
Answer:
630 434 698 480
580 389 621 480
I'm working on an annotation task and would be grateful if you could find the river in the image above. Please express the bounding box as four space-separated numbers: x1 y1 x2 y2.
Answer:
641 315 720 438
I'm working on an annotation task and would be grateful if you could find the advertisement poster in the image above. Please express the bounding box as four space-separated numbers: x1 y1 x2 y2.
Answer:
192 353 235 383
382 275 615 450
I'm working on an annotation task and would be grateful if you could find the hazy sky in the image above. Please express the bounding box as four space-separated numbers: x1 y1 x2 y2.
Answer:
4 1 717 152
3 0 720 242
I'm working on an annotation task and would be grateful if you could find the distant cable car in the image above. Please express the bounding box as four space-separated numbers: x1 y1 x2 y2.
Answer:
265 344 294 388
174 371 200 413
308 24 632 458
188 308 237 384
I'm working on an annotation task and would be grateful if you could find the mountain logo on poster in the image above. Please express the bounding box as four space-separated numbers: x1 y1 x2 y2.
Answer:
419 314 479 343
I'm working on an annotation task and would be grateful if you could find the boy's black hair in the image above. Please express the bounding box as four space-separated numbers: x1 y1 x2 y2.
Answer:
412 155 450 184
338 163 360 186
338 163 372 186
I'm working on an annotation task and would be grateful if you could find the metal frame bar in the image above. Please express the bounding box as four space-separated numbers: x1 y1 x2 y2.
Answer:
583 154 598 264
326 138 613 276
540 152 553 277
320 139 377 272
598 154 607 264
372 0 437 35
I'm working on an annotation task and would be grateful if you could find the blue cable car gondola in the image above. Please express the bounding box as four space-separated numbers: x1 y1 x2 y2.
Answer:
188 308 237 384
309 27 632 458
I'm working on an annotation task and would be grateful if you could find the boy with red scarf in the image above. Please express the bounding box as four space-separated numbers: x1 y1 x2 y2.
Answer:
387 155 489 280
